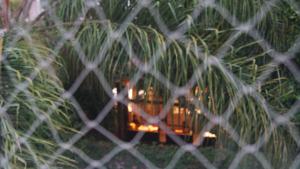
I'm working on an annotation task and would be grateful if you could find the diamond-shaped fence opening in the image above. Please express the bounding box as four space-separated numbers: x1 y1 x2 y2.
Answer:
0 0 299 169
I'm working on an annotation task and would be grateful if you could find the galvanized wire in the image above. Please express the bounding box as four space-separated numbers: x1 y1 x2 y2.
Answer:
0 0 299 169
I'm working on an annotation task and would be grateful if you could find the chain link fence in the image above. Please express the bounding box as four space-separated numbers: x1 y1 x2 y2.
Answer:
1 0 300 168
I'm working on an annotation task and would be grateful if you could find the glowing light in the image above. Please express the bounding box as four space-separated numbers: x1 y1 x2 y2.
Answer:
112 88 118 96
138 90 145 96
203 132 216 138
128 88 133 99
173 107 189 114
173 107 179 114
128 102 133 112
175 129 183 133
129 122 136 129
137 125 158 132
112 88 118 106
196 108 201 114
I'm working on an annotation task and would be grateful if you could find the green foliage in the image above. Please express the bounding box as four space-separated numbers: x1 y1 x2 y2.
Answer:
56 21 298 167
51 0 300 168
57 0 300 51
0 36 78 169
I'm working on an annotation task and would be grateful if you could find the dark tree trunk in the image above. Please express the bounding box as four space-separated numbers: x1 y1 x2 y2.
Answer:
116 83 128 140
117 101 128 140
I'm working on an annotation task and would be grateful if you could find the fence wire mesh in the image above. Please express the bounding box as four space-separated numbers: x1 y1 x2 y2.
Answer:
0 0 300 169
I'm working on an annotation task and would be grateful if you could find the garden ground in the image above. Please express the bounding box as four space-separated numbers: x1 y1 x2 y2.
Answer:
68 135 266 169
